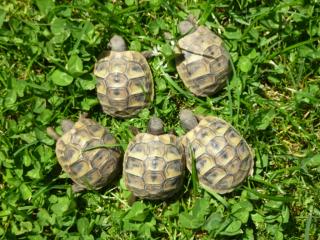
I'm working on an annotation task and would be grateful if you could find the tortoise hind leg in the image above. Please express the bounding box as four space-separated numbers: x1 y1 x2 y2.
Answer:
127 193 137 206
72 183 86 193
142 50 155 59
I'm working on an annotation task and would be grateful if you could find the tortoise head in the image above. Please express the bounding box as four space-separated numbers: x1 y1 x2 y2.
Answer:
178 21 195 35
178 14 197 35
47 119 75 140
179 109 198 131
108 35 127 52
46 118 75 140
61 119 74 133
47 115 82 140
148 117 164 135
61 113 88 133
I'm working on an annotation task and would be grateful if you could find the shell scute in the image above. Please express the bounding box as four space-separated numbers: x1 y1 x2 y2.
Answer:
126 173 144 189
166 145 182 161
144 172 165 185
128 94 146 108
215 175 234 190
80 169 101 185
128 77 146 94
215 146 236 166
106 73 128 87
224 158 241 175
237 140 251 159
163 178 181 192
90 150 108 169
165 160 183 178
60 144 79 165
70 160 91 177
195 154 214 176
94 60 109 78
202 167 226 186
145 156 166 171
109 58 127 73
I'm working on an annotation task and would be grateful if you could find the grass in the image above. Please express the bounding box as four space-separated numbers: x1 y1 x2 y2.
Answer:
0 0 320 239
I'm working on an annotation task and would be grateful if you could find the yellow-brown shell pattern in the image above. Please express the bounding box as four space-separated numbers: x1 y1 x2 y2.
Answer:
55 118 121 190
94 51 154 118
123 133 185 200
181 116 254 194
176 26 231 97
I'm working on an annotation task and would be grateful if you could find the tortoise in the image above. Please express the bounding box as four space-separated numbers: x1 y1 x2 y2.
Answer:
94 35 154 118
123 117 185 200
47 114 121 192
179 109 254 194
175 17 231 97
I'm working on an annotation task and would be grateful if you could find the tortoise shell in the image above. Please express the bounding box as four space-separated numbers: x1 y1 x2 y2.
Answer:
180 116 254 194
94 51 154 118
176 26 231 97
55 117 121 191
123 133 185 199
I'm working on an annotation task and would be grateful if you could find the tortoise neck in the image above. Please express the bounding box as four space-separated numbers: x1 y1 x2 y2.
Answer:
179 110 199 131
148 127 164 135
